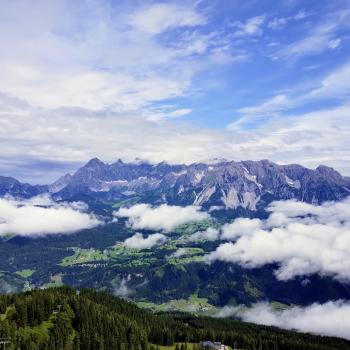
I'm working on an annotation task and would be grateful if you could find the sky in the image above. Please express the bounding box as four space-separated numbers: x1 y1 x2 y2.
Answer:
1 0 350 183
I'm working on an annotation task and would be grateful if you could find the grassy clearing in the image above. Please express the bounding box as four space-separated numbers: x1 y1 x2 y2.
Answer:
60 248 108 266
16 269 35 278
109 244 157 267
112 197 140 209
243 281 264 298
137 293 218 316
109 244 153 257
174 220 214 236
270 301 289 311
29 318 54 339
0 305 15 321
42 274 63 289
166 247 205 265
168 255 204 265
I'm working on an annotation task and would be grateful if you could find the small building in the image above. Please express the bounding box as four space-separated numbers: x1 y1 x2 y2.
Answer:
200 341 229 350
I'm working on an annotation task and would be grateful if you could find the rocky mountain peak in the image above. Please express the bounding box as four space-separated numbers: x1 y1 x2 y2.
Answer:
315 164 343 181
85 157 105 168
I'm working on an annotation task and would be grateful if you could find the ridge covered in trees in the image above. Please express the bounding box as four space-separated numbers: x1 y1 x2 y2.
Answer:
0 287 349 350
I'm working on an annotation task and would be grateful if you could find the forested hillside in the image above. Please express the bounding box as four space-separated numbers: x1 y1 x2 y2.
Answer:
0 287 349 350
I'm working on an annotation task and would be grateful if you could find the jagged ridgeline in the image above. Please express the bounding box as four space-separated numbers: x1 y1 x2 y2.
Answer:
0 287 349 350
2 158 350 209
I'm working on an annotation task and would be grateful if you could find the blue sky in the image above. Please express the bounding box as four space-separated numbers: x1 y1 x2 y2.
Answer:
0 0 350 183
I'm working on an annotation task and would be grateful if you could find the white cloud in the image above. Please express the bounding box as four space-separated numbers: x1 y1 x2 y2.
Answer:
309 61 350 100
128 3 206 35
0 1 211 113
272 8 350 60
189 227 219 241
208 198 350 281
267 17 288 30
124 232 167 249
230 59 350 130
145 107 192 122
229 95 292 130
221 218 261 240
219 301 350 340
115 204 209 231
208 205 224 212
170 247 188 258
233 16 266 37
267 10 308 30
294 10 308 21
279 32 341 59
0 3 350 182
113 275 132 297
0 2 350 186
0 196 100 236
237 94 290 114
2 91 350 184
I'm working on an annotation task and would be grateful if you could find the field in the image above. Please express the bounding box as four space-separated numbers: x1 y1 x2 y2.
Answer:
137 293 219 316
60 248 108 266
152 344 233 350
15 269 35 278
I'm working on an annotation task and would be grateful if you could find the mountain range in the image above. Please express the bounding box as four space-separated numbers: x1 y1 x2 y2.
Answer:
2 158 350 211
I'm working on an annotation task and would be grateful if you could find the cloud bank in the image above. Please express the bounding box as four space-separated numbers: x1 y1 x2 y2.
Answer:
124 232 167 249
115 204 209 231
0 196 100 237
208 198 350 281
217 301 350 340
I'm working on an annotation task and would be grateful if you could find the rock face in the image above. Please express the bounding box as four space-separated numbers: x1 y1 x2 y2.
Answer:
47 158 350 210
49 173 73 194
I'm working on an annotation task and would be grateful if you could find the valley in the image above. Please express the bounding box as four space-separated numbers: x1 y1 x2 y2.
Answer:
1 158 350 343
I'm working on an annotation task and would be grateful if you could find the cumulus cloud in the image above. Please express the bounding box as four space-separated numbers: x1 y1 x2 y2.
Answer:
115 204 209 231
221 218 261 240
123 232 167 249
217 301 350 340
189 227 219 241
208 198 350 281
0 196 100 237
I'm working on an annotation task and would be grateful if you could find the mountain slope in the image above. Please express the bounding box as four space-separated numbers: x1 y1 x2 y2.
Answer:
0 287 349 350
0 175 47 198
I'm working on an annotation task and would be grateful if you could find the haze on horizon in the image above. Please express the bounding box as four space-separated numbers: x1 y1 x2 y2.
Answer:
1 0 350 183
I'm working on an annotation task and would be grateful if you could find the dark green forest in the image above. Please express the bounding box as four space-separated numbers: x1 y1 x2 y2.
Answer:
0 287 349 350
